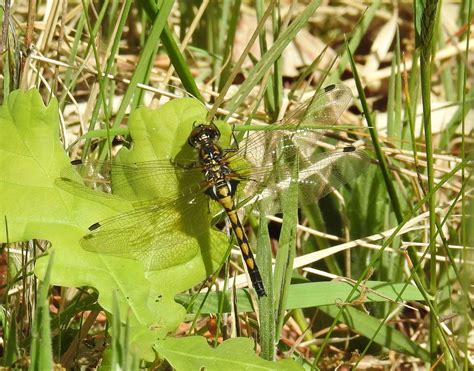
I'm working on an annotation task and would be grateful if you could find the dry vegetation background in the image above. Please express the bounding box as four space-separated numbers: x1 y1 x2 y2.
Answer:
0 0 472 369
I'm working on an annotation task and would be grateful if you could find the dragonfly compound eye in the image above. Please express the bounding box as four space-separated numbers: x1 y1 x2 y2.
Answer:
188 123 221 148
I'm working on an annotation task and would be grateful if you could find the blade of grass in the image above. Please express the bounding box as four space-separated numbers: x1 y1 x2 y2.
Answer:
81 0 119 158
100 0 173 161
355 175 472 369
327 0 381 84
418 0 441 364
320 304 430 362
347 34 456 366
384 27 404 300
141 0 203 101
58 4 87 109
209 0 277 121
218 0 242 93
177 281 428 314
273 154 299 341
2 308 18 366
256 0 284 120
459 1 472 368
257 204 275 361
82 0 132 157
346 40 404 229
29 251 54 370
215 0 321 121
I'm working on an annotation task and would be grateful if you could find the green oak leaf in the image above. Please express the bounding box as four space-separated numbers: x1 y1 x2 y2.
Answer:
0 90 230 361
156 336 303 370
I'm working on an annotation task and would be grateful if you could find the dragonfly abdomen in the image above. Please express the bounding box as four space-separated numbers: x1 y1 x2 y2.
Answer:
213 183 267 298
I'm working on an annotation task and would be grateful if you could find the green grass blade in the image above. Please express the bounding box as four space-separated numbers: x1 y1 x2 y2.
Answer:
110 0 174 135
29 251 54 370
320 305 430 362
176 281 428 314
83 0 132 157
419 0 440 364
140 0 203 101
327 0 381 83
346 40 404 225
221 0 321 120
218 0 242 93
273 157 299 341
313 156 467 366
257 205 275 361
3 308 18 366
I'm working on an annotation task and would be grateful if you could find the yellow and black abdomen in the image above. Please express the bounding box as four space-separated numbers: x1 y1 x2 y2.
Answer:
213 181 266 298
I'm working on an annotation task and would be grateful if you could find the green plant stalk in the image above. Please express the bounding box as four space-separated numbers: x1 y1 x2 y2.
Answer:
274 154 299 341
30 251 54 370
111 291 122 368
291 309 318 355
141 0 203 101
346 41 403 225
257 210 275 361
314 159 466 366
132 40 160 108
218 0 241 93
109 0 174 140
403 49 420 149
270 4 283 120
83 0 132 158
58 1 87 109
460 1 472 368
2 40 11 100
3 309 18 366
255 0 275 117
344 38 454 362
210 0 277 121
382 31 404 318
211 0 230 89
81 0 114 157
328 0 381 83
348 42 431 323
419 0 440 364
404 41 472 331
219 0 321 121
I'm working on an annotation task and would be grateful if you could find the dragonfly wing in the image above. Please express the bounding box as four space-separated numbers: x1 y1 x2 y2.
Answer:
239 147 370 214
283 84 353 127
62 159 203 202
228 84 354 175
80 188 213 272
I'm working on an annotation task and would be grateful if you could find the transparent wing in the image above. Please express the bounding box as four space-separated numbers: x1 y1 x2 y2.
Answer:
61 158 204 201
230 83 353 160
68 180 214 272
222 84 368 210
239 146 370 214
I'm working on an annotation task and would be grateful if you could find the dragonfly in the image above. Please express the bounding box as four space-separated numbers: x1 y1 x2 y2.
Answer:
57 84 369 298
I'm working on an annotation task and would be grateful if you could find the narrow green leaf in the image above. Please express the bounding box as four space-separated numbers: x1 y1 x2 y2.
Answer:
30 251 54 370
111 0 175 133
257 208 275 361
176 281 428 314
223 0 321 119
320 305 430 362
141 0 203 101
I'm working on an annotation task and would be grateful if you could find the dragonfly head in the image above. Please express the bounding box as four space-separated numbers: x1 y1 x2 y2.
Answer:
188 122 221 148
